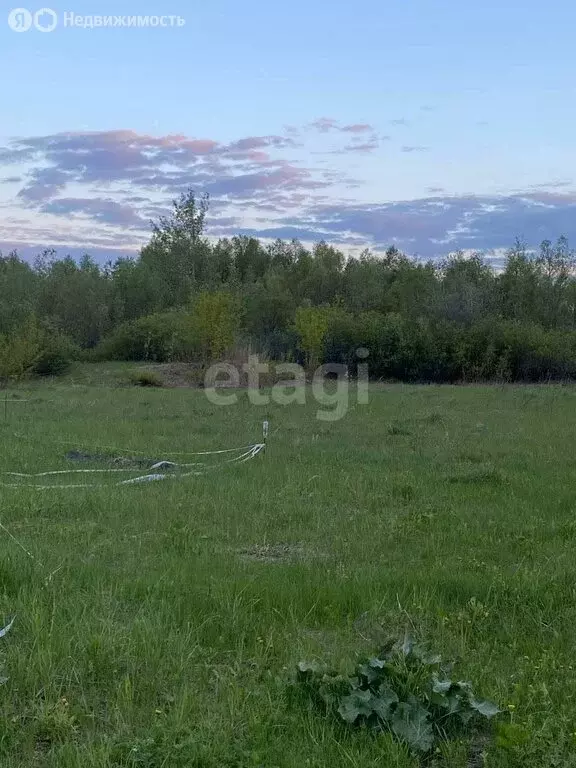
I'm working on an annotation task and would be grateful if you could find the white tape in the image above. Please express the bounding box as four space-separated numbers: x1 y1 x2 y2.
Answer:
0 617 14 639
1 440 266 490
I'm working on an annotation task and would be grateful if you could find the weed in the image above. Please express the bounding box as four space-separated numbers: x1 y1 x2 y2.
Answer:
292 635 500 755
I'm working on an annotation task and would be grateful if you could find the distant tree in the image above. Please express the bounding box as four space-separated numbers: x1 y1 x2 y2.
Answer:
190 291 240 363
152 189 210 245
35 254 111 348
535 236 575 328
141 189 211 306
0 251 38 334
294 305 333 369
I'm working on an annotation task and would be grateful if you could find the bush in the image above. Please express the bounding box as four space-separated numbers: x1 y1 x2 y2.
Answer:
323 311 460 382
454 320 576 382
292 636 500 756
0 316 42 381
32 335 79 377
323 312 576 383
96 311 200 362
189 290 240 362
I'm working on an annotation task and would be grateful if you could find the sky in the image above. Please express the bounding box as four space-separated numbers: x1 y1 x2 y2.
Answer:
1 0 576 263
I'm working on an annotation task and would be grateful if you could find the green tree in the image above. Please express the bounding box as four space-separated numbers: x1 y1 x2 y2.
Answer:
190 291 240 363
141 189 211 306
294 305 333 369
0 315 42 381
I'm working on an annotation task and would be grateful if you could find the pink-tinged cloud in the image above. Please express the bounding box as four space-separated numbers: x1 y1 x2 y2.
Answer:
309 117 340 133
308 118 375 135
342 139 380 153
341 123 373 133
0 125 358 231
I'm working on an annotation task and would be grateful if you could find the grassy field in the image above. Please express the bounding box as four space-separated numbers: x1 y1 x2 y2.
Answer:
1 367 576 766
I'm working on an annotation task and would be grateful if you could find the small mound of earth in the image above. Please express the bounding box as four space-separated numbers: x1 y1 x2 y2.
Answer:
237 543 316 564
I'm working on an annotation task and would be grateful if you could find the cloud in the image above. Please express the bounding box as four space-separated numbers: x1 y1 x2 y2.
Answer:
529 180 572 190
258 192 576 257
0 129 331 212
2 127 576 262
203 166 330 198
308 117 375 134
226 135 298 152
18 168 69 203
41 197 146 228
341 138 380 153
341 123 373 133
0 242 138 262
308 117 340 133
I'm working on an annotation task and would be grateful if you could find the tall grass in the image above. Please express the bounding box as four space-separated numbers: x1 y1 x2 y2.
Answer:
0 368 574 765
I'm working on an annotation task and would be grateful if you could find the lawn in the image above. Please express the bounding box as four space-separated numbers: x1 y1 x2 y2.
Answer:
0 368 575 766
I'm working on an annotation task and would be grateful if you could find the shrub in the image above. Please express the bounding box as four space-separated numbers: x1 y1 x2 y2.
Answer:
96 312 200 362
189 290 240 362
32 334 79 377
295 305 333 369
0 316 42 381
292 635 500 756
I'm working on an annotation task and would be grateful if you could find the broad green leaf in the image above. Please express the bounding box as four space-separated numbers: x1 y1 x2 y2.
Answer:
371 685 399 721
444 692 465 715
391 701 434 753
357 657 387 685
369 657 387 669
431 675 452 694
338 689 374 724
470 697 501 718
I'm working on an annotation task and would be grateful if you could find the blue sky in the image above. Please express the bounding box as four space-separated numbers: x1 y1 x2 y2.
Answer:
2 0 576 262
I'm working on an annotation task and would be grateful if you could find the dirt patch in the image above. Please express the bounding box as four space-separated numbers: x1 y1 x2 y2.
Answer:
446 463 503 485
65 450 169 469
236 542 322 564
133 364 204 388
134 363 309 389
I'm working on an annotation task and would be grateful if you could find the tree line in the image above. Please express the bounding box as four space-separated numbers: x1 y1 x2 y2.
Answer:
2 189 576 383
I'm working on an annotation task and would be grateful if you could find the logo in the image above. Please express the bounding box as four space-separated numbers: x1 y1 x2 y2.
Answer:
8 7 57 32
8 8 32 31
34 8 57 31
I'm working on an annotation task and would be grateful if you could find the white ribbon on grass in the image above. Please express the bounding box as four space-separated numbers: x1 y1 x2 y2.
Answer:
1 441 266 489
0 617 15 639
